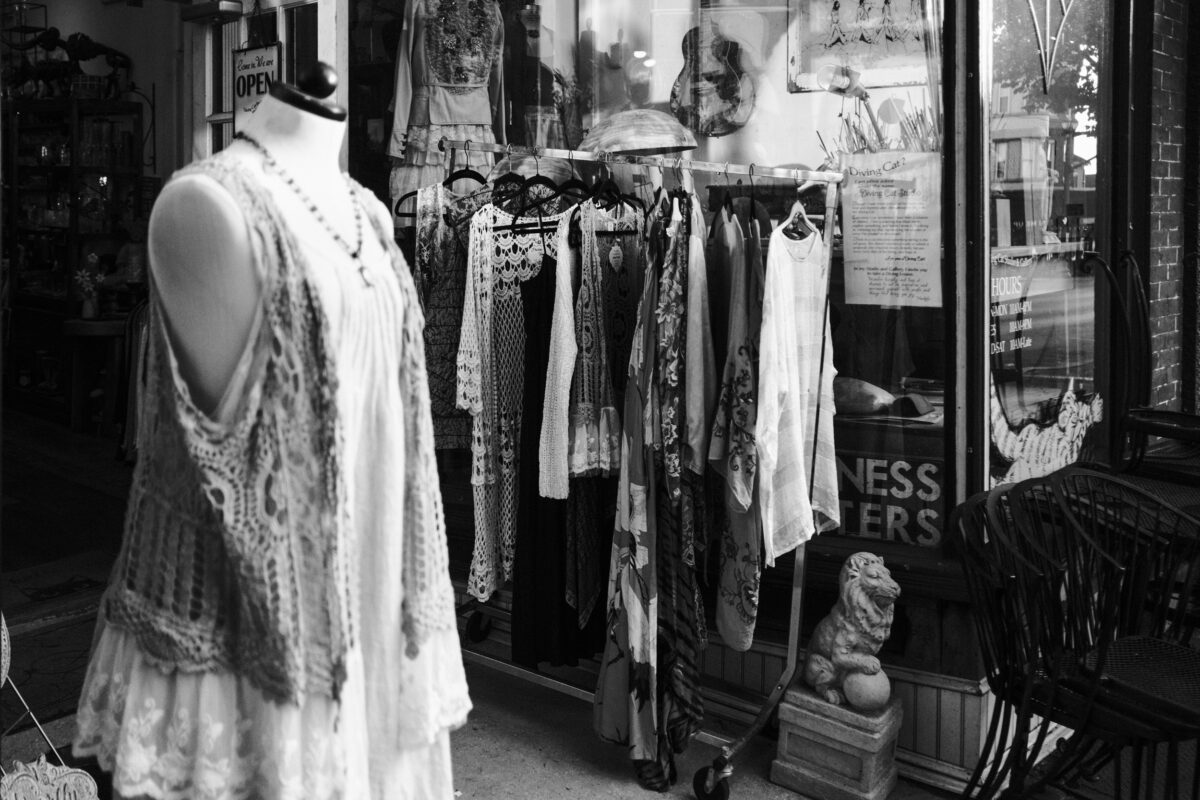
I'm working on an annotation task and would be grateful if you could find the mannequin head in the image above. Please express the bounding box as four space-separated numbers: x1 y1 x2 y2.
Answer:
235 62 347 172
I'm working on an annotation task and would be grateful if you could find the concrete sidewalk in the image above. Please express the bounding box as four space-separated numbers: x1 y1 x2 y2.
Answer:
453 662 958 800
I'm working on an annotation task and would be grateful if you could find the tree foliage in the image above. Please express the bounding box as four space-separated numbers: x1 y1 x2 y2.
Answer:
992 0 1106 117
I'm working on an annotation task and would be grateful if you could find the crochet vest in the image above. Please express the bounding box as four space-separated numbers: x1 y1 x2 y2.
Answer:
101 153 360 705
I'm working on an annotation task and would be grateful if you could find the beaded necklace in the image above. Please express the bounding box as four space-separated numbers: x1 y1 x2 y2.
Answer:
235 131 372 288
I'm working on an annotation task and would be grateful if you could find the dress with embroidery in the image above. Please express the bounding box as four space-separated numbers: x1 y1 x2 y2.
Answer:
707 207 766 652
414 182 490 449
388 0 505 218
534 201 643 627
594 196 708 785
567 201 645 478
593 218 662 767
73 162 471 800
456 202 569 602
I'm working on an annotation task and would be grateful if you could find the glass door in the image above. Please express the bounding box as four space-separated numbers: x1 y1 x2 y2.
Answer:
984 0 1113 486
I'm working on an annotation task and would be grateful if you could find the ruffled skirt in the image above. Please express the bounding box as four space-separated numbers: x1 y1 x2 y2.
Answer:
73 621 465 800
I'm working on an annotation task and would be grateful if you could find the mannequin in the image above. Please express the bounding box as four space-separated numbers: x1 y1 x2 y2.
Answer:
74 64 471 800
387 0 506 222
148 69 352 413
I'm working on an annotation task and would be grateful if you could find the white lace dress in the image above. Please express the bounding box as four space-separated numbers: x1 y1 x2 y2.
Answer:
73 174 472 800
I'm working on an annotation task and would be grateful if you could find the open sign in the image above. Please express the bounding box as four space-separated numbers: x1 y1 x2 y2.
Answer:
233 44 280 131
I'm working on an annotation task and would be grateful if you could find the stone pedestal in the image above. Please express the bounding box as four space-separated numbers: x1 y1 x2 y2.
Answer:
770 683 902 800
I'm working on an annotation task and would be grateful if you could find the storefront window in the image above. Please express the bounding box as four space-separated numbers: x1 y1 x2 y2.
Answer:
348 0 951 552
985 0 1111 485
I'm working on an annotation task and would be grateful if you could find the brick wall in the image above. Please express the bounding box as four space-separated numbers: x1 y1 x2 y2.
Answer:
1149 0 1189 408
1187 3 1200 415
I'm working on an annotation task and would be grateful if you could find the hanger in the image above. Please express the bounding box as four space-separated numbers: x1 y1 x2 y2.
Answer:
588 163 625 211
443 165 489 191
708 162 736 241
781 180 818 240
555 150 590 200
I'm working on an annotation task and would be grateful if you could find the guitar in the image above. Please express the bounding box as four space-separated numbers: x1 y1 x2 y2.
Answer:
669 3 755 138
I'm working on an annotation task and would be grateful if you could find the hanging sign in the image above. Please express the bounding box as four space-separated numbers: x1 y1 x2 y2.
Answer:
233 44 280 130
841 151 943 308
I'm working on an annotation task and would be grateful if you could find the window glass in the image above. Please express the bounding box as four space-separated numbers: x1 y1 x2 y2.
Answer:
986 0 1111 485
522 0 951 549
360 0 953 578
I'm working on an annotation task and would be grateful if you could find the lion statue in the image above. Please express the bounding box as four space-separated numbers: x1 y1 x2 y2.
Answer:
803 552 901 706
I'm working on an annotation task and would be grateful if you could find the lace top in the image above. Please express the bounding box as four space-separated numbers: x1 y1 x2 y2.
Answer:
414 182 490 448
99 153 456 705
75 155 470 800
101 153 355 705
388 0 506 159
757 226 839 566
457 202 569 600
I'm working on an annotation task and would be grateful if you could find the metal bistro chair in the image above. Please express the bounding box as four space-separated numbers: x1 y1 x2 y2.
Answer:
999 474 1184 799
1050 468 1200 798
952 489 1073 800
955 475 1190 800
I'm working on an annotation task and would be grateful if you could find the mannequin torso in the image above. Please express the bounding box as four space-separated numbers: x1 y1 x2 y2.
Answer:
147 92 355 414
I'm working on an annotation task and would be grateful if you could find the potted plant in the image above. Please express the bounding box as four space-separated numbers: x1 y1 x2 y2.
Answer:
74 254 102 318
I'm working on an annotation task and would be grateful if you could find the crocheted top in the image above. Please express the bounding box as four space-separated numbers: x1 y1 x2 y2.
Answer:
100 152 449 705
456 202 568 600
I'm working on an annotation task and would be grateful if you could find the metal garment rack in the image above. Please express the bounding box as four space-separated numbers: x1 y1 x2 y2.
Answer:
439 136 844 799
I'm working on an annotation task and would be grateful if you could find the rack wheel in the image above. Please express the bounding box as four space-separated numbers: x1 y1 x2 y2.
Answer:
692 766 730 800
465 610 492 643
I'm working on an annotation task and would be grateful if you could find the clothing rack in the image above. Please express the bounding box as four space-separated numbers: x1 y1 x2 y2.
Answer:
438 135 845 800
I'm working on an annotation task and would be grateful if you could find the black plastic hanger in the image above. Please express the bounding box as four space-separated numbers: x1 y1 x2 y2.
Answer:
443 166 488 190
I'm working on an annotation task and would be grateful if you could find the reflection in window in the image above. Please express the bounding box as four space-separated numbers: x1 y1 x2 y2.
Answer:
987 0 1111 485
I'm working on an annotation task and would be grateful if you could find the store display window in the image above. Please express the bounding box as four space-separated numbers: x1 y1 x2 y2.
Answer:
537 0 951 552
347 1 954 649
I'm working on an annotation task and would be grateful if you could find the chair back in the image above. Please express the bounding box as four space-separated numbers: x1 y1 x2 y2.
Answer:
1051 467 1200 647
953 490 1043 699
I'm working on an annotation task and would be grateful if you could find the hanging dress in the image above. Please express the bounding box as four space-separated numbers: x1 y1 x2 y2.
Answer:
414 181 490 449
595 195 709 788
388 0 505 217
509 251 606 668
457 202 571 602
535 200 645 629
757 224 840 566
593 218 663 768
73 159 470 800
708 207 766 652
